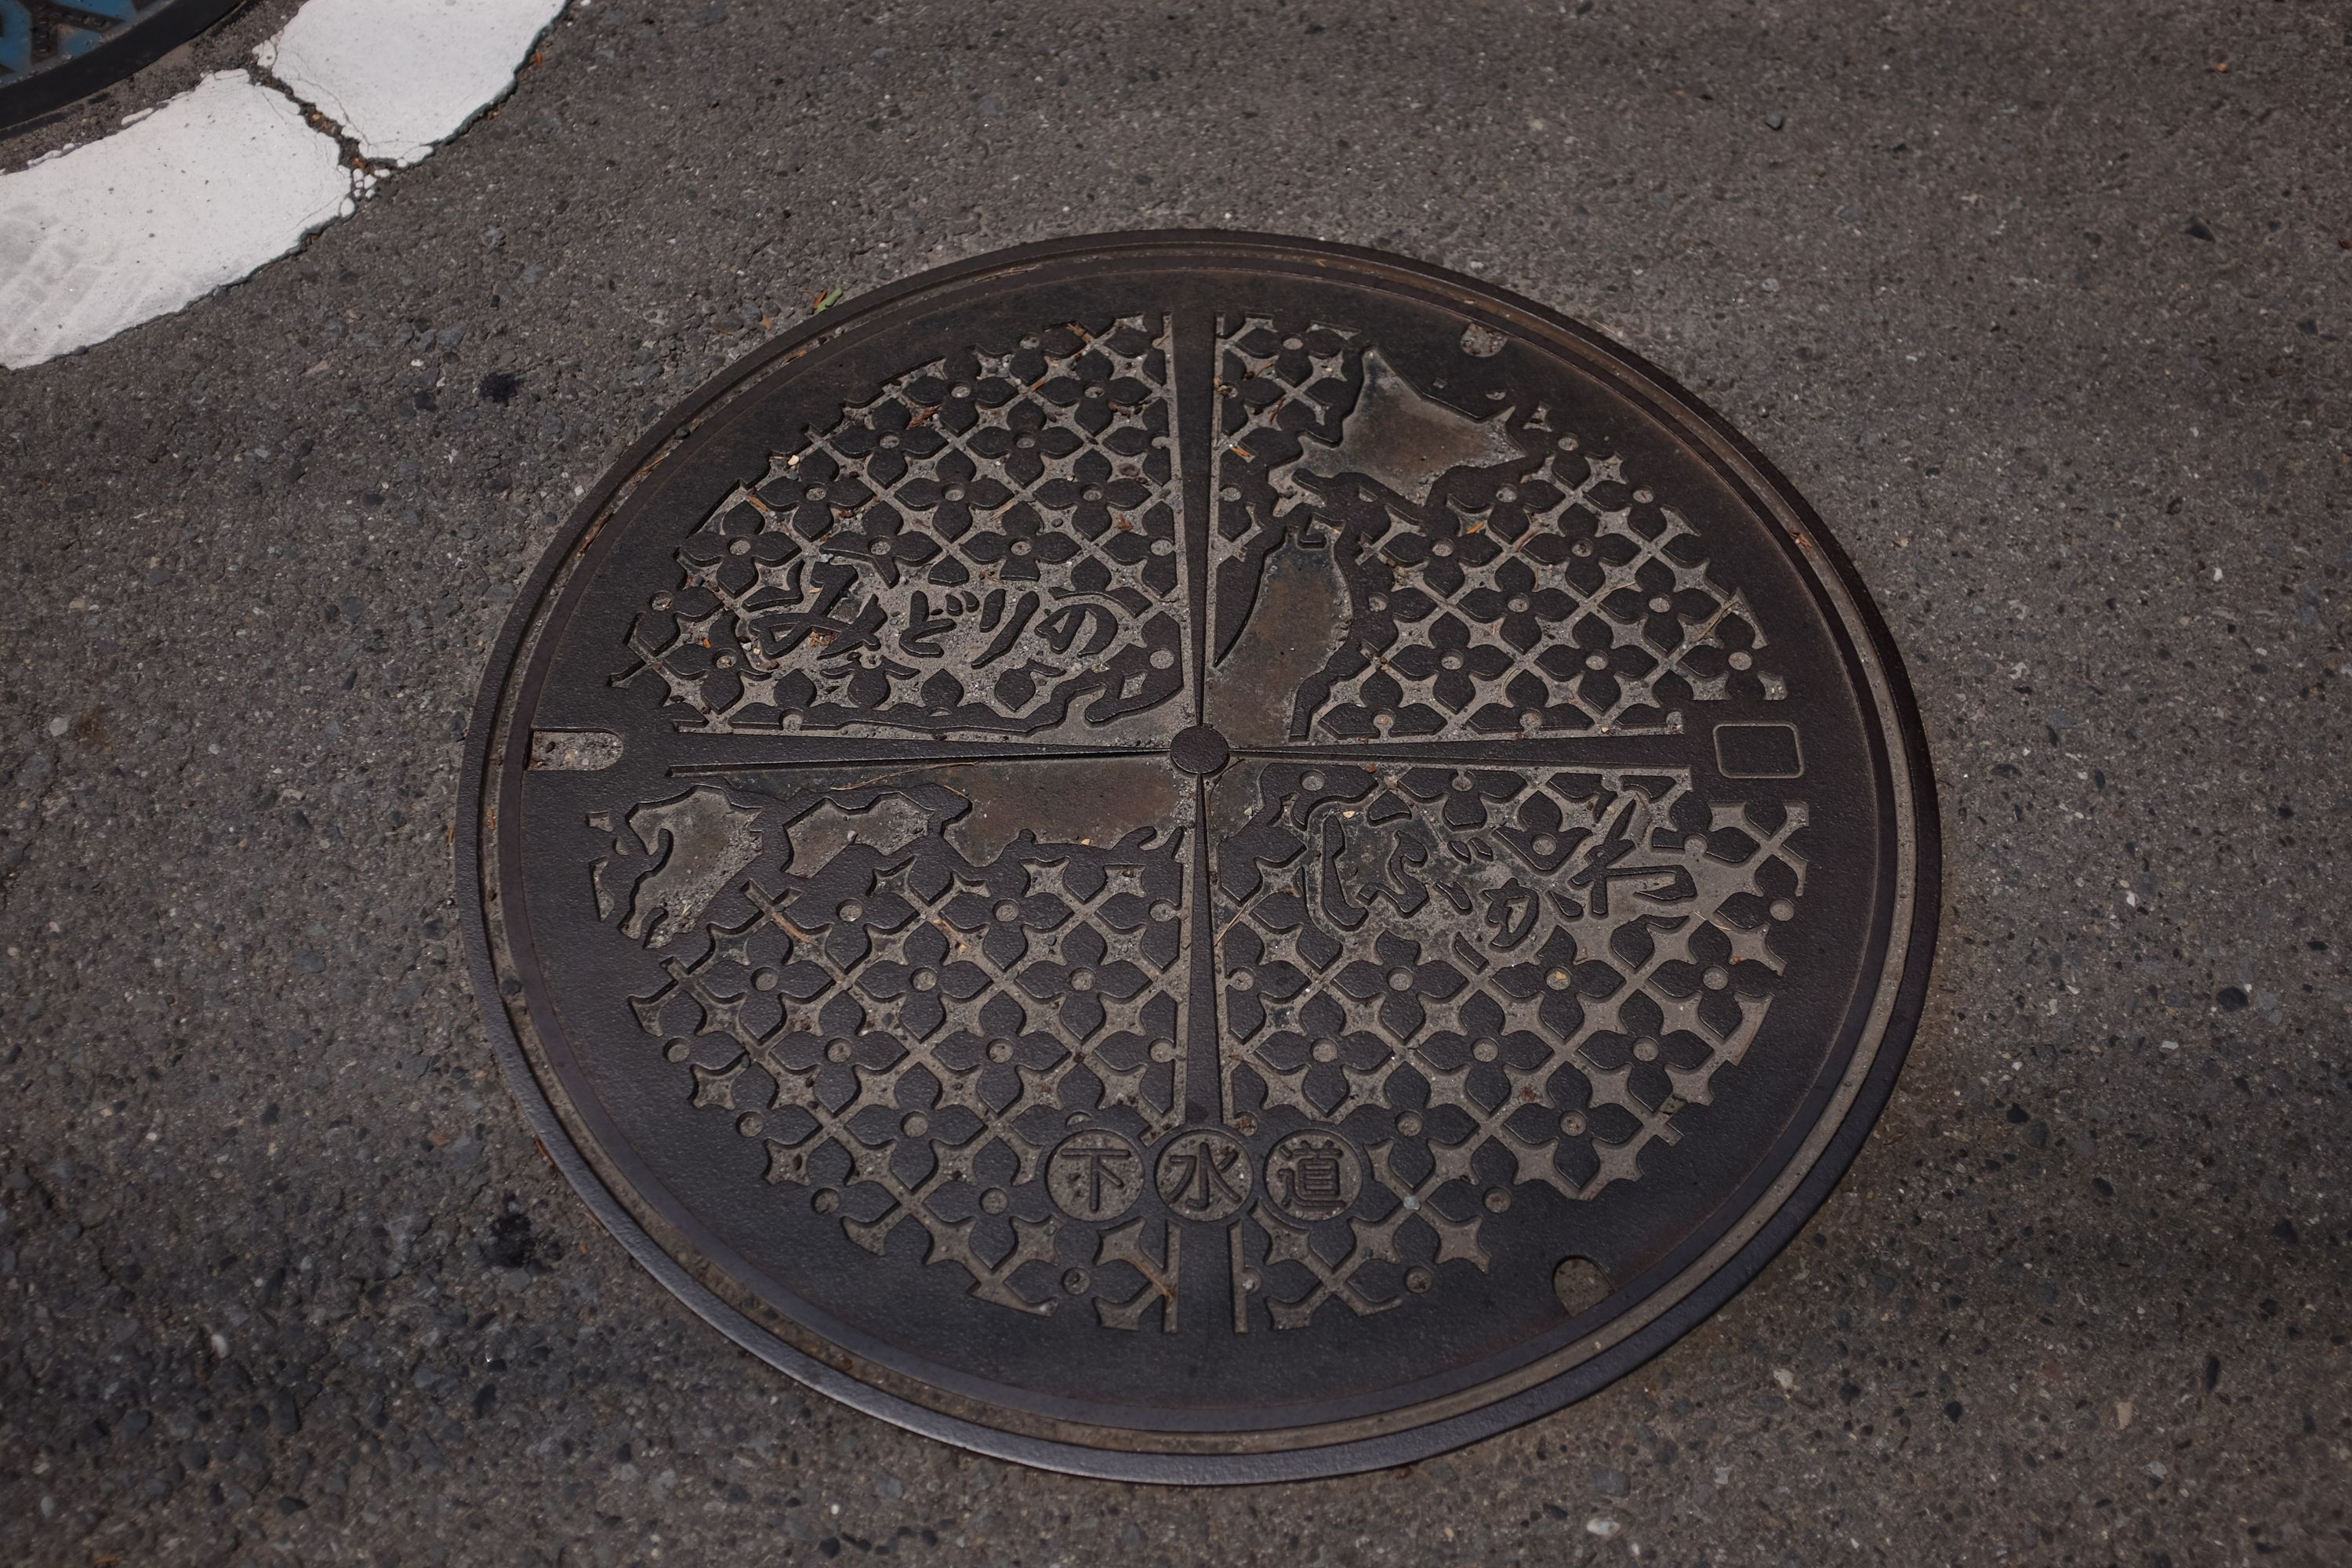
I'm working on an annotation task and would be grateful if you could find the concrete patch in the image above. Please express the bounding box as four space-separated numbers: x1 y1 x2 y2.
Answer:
0 71 353 371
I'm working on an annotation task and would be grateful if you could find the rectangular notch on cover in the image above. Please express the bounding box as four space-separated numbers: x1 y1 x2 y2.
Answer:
1714 722 1803 779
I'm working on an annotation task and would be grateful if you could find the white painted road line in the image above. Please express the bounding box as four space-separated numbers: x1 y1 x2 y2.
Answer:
0 0 568 372
256 0 568 169
0 71 353 371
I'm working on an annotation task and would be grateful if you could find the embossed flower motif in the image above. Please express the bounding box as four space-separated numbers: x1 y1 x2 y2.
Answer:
1617 558 1697 649
1334 931 1466 1044
1014 924 1149 1042
1215 920 1308 1042
827 506 940 589
1504 1069 1642 1189
857 924 990 1041
1388 614 1515 713
775 989 909 1115
1090 489 1171 574
1471 669 1589 736
1649 920 1774 1043
1458 556 1575 653
1536 615 1658 717
1493 927 1609 1039
978 404 1080 490
913 459 1020 543
839 402 944 491
856 510 946 587
1254 1000 1392 1078
942 885 1072 971
1516 506 1610 601
842 1057 982 1152
933 991 1069 1116
1573 988 1716 1124
1252 1010 1392 1118
963 505 1082 583
761 456 873 539
1032 439 1124 520
812 882 916 970
1414 989 1546 1083
896 448 982 537
1323 668 1443 739
1377 523 1472 597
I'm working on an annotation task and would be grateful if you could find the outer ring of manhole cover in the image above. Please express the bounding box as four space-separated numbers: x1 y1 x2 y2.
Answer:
0 0 250 134
462 231 1939 1483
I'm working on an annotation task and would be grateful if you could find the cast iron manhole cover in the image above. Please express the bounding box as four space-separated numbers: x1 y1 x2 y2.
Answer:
464 233 1937 1481
1 0 249 132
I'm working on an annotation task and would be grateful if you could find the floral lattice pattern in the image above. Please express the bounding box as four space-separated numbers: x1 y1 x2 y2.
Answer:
614 316 1186 737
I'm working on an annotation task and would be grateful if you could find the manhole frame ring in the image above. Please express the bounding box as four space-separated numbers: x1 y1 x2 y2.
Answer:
1 0 252 137
458 229 1941 1484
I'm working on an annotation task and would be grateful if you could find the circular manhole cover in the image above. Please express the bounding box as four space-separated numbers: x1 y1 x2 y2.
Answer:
464 233 1937 1481
1 1 249 131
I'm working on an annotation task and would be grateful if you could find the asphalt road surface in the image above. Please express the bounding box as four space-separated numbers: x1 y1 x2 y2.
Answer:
3 2 2347 1563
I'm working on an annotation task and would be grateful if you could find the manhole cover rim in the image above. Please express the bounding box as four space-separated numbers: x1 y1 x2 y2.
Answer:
0 0 252 136
460 230 1941 1483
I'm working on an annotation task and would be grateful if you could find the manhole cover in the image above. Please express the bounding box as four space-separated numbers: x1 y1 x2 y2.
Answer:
1 0 249 132
464 233 1937 1482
